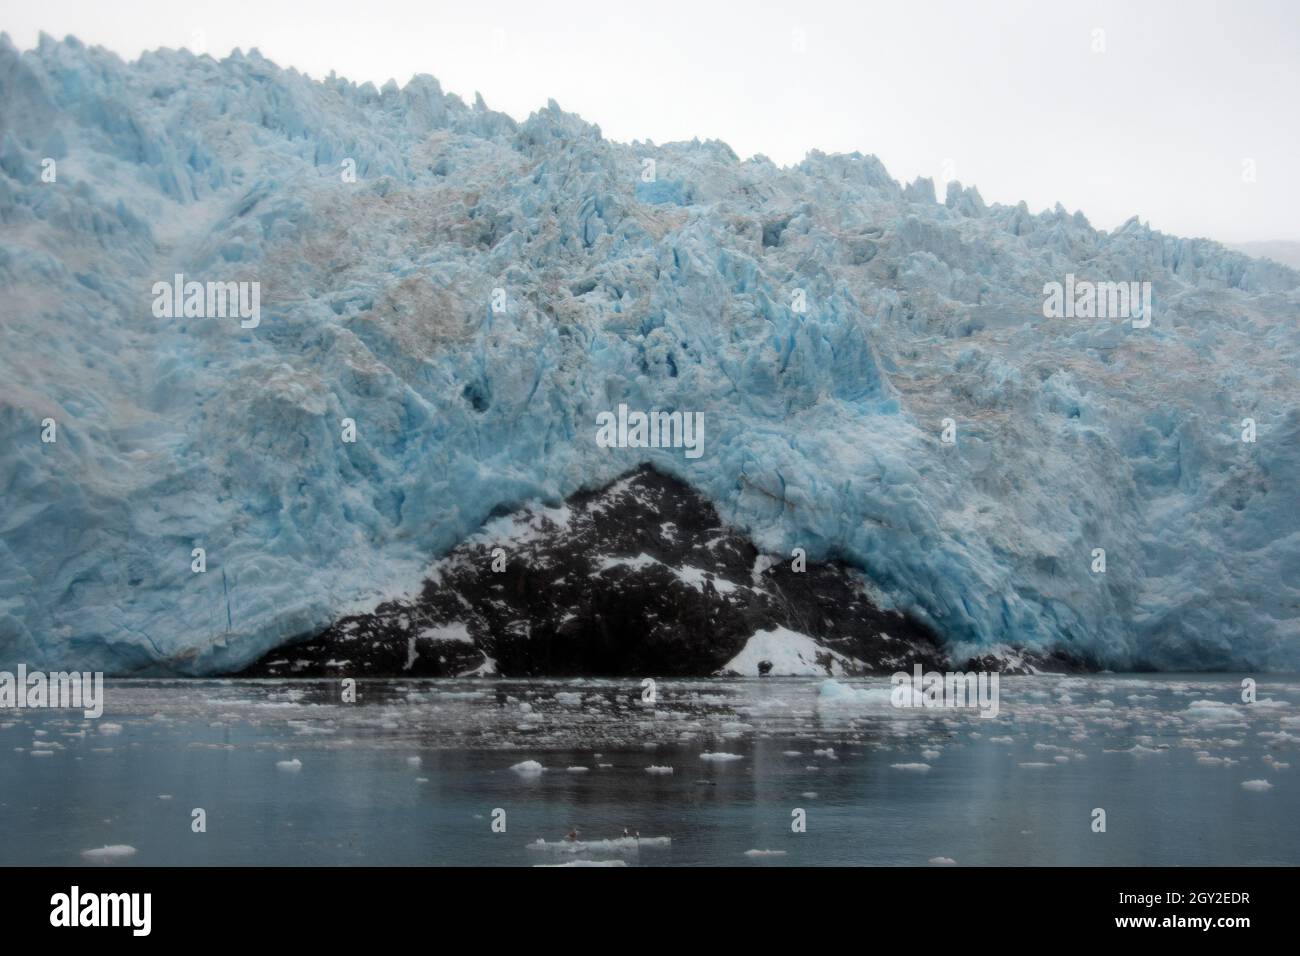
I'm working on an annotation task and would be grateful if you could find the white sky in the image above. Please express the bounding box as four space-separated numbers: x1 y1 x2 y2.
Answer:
6 0 1298 242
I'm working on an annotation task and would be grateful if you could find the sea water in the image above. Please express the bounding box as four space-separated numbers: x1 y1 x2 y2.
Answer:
0 675 1294 866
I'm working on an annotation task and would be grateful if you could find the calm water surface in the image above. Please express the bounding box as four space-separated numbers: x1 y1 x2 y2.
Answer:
1 675 1295 866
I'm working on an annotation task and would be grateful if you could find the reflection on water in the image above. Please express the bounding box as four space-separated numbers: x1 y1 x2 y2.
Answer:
1 675 1296 865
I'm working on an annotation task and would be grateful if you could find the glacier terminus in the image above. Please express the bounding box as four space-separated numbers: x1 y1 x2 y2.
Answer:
0 33 1297 675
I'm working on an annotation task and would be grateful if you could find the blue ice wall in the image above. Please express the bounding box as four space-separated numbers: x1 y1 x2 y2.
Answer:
1 34 1297 672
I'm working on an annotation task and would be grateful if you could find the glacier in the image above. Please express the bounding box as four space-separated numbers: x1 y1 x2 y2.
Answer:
0 33 1297 674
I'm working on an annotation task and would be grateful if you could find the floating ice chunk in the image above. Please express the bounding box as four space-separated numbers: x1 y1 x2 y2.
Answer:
744 849 788 858
929 856 957 866
1184 701 1247 726
527 837 670 854
1241 779 1273 791
535 859 628 867
276 758 303 772
510 760 545 777
1115 744 1162 756
817 679 897 709
700 752 743 762
891 762 931 772
645 765 674 774
81 845 137 862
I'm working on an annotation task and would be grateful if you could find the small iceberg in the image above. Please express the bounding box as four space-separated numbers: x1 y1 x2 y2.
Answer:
81 845 137 862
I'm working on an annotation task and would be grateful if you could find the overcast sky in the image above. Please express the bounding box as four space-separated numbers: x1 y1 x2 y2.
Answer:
7 0 1298 243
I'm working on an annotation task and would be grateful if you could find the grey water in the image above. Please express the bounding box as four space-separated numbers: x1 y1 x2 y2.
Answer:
1 675 1295 866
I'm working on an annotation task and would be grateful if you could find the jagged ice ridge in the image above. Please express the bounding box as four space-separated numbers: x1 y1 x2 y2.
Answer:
1 33 1298 673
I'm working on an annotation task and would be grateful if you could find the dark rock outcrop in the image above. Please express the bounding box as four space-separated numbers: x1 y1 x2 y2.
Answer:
239 466 1071 678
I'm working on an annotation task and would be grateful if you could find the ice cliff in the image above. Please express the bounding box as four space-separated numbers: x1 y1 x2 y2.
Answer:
1 33 1297 673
